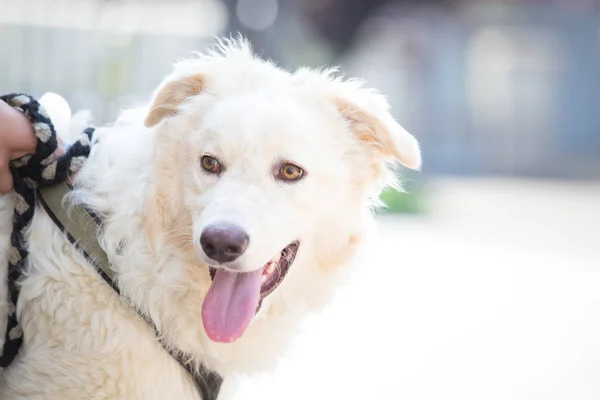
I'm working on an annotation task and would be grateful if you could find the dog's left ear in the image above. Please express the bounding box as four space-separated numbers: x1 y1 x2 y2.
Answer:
144 73 205 128
333 87 421 170
294 69 421 170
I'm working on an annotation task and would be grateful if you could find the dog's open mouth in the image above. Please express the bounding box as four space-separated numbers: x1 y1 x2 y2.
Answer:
202 241 299 343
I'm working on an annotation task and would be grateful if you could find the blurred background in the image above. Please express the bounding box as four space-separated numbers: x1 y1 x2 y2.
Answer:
1 0 599 399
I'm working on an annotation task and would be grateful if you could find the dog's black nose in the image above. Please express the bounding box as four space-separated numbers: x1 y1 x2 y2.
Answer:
200 222 249 263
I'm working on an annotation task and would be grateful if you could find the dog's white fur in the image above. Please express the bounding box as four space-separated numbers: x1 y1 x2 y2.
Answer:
0 38 420 399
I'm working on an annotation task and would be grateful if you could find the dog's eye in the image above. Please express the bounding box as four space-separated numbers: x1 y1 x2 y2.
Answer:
201 155 222 174
277 163 304 182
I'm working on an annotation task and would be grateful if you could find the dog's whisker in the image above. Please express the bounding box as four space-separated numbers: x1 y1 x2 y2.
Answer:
163 227 193 236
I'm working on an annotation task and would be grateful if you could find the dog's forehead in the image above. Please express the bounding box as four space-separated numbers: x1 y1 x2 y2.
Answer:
192 91 343 164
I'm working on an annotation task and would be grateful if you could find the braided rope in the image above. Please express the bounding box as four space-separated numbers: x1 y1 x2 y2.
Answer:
0 94 94 367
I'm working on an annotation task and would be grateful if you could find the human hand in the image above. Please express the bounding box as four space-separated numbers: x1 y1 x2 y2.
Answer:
0 100 38 194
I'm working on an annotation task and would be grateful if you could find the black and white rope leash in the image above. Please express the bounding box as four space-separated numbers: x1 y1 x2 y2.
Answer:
0 93 94 367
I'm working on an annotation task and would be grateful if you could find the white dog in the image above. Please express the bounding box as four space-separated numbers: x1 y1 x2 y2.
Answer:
0 38 420 399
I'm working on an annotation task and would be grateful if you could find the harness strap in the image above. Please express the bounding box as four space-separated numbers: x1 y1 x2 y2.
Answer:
38 183 113 284
38 183 223 400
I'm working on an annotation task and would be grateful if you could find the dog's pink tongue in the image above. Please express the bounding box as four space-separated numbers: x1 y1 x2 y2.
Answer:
202 268 262 343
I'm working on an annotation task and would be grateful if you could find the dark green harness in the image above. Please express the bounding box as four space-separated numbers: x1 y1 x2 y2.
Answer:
39 183 223 400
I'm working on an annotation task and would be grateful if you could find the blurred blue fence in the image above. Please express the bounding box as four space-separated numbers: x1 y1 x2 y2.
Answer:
1 0 599 179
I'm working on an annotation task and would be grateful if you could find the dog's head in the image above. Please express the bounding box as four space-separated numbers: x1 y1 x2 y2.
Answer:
141 38 420 355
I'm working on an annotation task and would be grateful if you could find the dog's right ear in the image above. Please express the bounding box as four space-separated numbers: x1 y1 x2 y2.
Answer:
144 73 205 128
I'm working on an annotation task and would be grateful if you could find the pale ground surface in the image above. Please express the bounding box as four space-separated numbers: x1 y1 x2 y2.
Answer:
227 178 600 400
